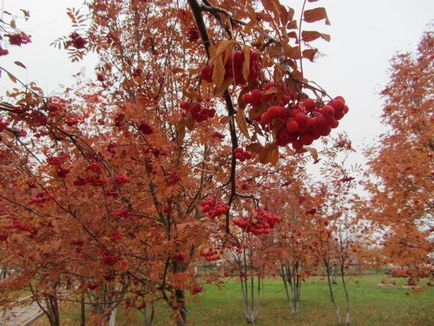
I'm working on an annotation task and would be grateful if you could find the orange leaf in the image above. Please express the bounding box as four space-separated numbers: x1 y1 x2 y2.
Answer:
246 143 264 154
303 7 330 25
259 143 279 165
303 49 318 61
302 31 331 42
236 109 250 138
305 146 319 162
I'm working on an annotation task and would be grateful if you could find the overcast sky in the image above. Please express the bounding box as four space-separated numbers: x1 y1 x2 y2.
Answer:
1 0 433 162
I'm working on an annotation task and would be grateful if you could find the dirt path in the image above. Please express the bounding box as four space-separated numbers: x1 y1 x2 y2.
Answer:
1 300 44 326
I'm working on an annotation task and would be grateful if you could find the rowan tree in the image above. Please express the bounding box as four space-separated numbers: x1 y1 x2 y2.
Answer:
364 30 433 284
0 0 352 325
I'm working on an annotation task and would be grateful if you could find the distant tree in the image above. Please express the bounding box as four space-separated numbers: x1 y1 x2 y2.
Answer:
365 30 434 284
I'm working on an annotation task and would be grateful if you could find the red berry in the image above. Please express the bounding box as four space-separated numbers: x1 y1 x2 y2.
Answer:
242 92 253 104
286 119 299 133
303 98 316 111
321 105 335 119
260 111 273 124
250 89 263 104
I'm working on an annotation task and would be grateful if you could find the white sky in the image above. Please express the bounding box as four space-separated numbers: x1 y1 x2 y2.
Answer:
1 0 433 162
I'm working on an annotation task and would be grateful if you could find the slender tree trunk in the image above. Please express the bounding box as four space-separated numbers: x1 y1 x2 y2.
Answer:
44 295 60 326
279 262 302 314
143 303 155 326
175 289 187 326
325 261 342 325
340 264 350 325
108 307 117 326
80 294 86 326
331 264 338 285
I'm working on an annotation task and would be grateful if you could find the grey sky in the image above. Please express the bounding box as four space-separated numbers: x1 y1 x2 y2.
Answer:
2 0 433 155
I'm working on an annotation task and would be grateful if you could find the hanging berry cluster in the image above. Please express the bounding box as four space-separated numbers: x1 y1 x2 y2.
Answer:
242 81 349 150
200 247 221 262
67 32 87 49
181 101 216 123
200 49 261 85
201 198 229 218
234 148 252 162
233 208 281 235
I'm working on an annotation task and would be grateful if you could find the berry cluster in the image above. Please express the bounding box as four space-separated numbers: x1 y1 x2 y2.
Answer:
234 148 252 162
200 247 221 262
138 121 153 135
114 174 129 184
112 207 130 219
166 172 181 186
241 82 286 106
191 286 204 295
172 251 186 262
87 162 103 173
47 154 70 178
109 230 124 241
28 193 52 206
242 81 349 150
201 198 229 218
181 101 216 123
100 250 119 266
280 97 348 149
67 32 87 49
233 208 281 235
77 177 108 187
6 33 31 46
12 219 36 233
200 49 261 85
0 46 8 56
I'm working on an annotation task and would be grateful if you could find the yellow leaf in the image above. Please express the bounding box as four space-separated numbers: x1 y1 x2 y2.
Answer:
303 7 330 25
236 109 250 138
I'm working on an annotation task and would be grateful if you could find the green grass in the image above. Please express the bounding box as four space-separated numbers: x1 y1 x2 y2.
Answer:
33 274 434 326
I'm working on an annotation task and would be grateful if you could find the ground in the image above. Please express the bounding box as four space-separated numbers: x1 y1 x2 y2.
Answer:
31 274 434 325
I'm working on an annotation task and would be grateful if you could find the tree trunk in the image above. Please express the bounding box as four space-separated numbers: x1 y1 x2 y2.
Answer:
80 293 86 326
175 289 187 326
45 295 60 326
143 303 155 326
325 261 342 325
108 307 117 326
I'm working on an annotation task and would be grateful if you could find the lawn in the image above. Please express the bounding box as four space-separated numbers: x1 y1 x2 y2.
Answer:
33 274 434 326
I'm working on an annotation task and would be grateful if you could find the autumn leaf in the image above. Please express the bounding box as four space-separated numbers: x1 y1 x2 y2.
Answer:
259 143 279 165
303 7 330 25
302 31 331 42
236 109 250 138
242 45 251 82
303 49 318 61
